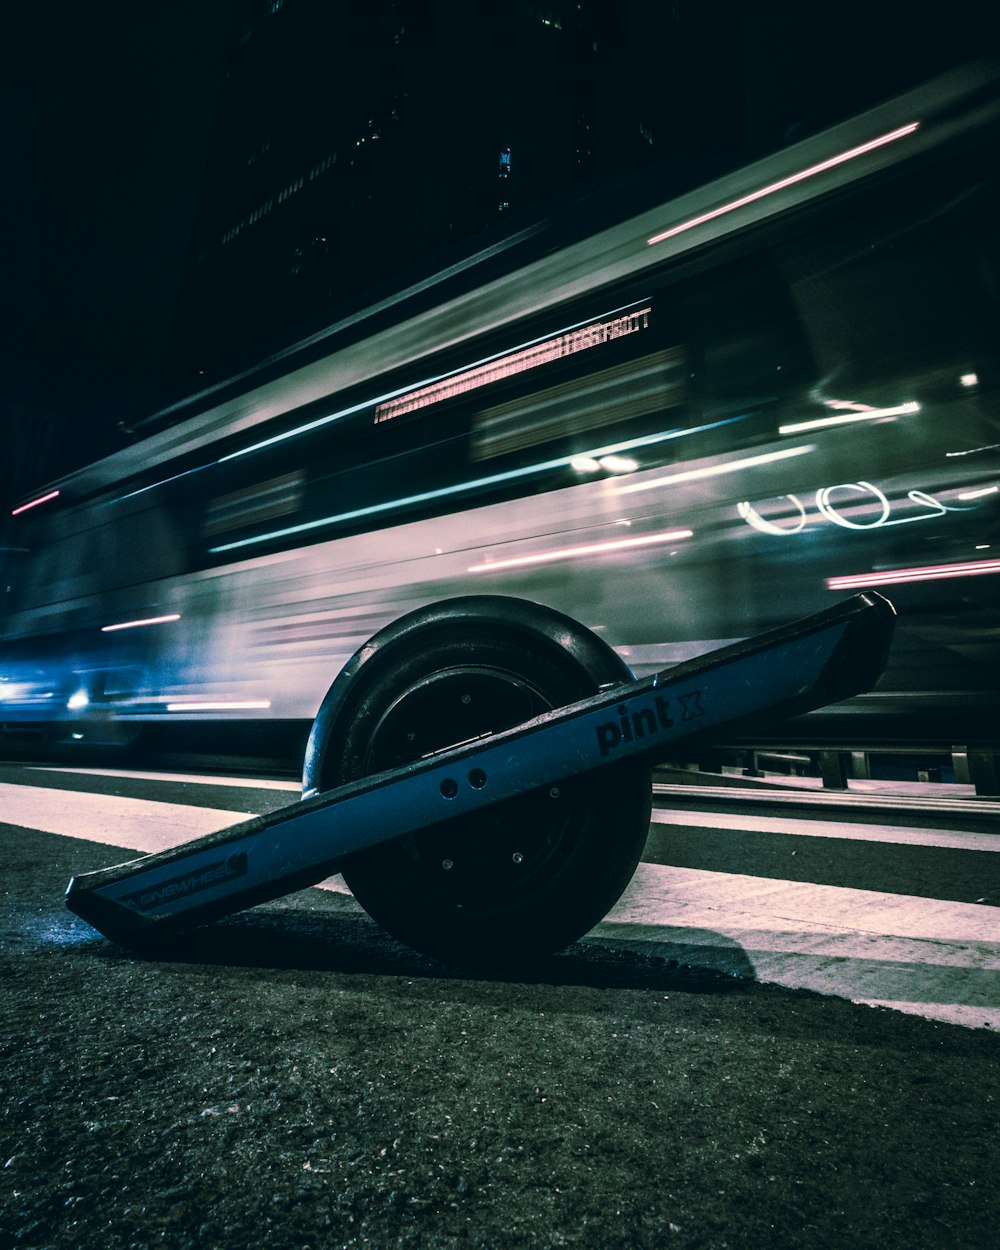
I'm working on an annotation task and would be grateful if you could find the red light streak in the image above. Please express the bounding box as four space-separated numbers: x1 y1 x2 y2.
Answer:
11 489 60 516
647 122 919 247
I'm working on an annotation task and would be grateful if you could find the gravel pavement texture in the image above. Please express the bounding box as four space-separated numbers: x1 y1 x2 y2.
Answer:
3 826 998 1250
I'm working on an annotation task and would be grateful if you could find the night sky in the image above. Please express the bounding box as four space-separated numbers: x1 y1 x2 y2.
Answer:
2 1 995 520
1 1 236 515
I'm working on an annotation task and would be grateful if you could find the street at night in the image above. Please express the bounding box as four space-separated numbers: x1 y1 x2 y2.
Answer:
2 763 998 1248
3 4 1000 1248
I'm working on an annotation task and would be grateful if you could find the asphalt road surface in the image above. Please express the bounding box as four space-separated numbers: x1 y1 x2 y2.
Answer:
2 763 998 1249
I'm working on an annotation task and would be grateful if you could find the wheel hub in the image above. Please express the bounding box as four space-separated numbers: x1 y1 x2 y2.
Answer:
364 666 579 896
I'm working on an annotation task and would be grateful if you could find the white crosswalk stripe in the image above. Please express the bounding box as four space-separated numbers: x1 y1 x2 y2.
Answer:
3 768 997 1031
1 782 248 851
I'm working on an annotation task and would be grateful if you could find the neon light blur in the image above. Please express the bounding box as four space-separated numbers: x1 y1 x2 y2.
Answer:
614 445 814 496
220 301 653 463
946 443 1000 458
738 496 808 535
218 398 375 463
166 700 272 712
779 402 919 435
101 614 181 633
468 528 693 573
647 122 919 246
207 414 746 555
827 558 1000 590
814 482 949 529
600 455 639 473
11 490 60 516
374 305 652 424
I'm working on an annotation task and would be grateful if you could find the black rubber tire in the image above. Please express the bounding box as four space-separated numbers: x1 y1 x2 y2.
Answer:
302 596 652 967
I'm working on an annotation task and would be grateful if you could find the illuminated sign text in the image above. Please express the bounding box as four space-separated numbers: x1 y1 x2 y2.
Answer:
374 306 652 424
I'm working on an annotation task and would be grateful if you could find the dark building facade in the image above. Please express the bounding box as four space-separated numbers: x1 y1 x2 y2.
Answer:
163 0 993 393
163 0 746 388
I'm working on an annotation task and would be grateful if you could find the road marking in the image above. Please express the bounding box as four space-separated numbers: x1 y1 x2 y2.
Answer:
0 783 247 852
26 766 301 792
650 807 1000 852
592 864 1000 1031
5 774 997 1030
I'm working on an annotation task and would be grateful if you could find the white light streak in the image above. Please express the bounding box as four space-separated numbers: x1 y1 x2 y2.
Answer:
816 481 890 529
779 402 919 435
66 689 90 711
117 465 211 504
165 700 272 712
614 444 814 497
100 614 181 633
468 528 694 573
600 455 639 473
11 489 60 516
218 399 374 462
827 557 1000 590
946 442 1000 458
738 496 808 535
957 485 998 500
647 122 919 246
960 373 979 387
208 415 746 555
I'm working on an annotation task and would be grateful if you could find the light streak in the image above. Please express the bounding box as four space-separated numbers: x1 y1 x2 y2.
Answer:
741 483 975 538
207 414 746 555
118 465 211 504
614 444 814 497
221 301 653 463
816 481 890 529
957 485 998 500
599 455 639 473
134 223 547 438
738 496 808 535
647 122 919 246
468 528 693 573
827 557 1000 590
946 443 1000 458
374 305 652 424
217 398 375 462
12 490 60 516
120 302 657 506
166 700 272 712
779 402 919 435
100 614 181 633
